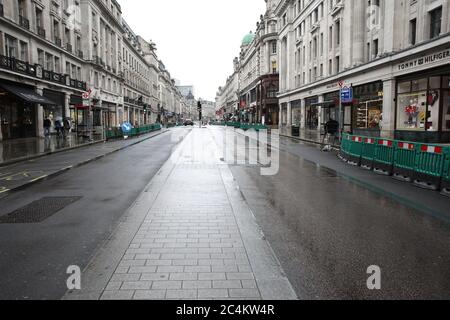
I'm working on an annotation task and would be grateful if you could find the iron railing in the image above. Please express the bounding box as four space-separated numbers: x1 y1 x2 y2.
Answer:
0 55 87 91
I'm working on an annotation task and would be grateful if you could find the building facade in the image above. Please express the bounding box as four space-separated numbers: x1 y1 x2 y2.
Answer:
276 0 450 143
216 59 240 121
0 0 186 142
216 0 280 127
80 0 124 136
0 0 87 141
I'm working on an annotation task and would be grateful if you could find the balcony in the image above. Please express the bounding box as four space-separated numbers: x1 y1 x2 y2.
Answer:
54 37 62 47
19 16 30 30
37 27 46 38
93 56 103 67
66 43 72 53
0 54 87 91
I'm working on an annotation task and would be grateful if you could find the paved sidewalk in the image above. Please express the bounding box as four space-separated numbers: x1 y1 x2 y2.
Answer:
0 134 103 166
0 129 167 197
64 128 296 300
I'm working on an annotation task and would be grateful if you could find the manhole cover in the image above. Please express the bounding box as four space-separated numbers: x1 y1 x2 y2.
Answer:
0 197 82 224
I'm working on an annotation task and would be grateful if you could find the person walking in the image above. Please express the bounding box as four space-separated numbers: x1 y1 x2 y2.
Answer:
55 116 63 138
43 117 51 137
63 118 71 138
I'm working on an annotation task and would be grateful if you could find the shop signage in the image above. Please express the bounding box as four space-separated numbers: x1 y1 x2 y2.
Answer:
397 48 450 72
340 87 353 103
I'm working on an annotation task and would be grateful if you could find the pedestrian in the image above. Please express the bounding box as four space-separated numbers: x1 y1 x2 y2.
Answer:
43 117 51 137
55 117 63 137
63 118 71 138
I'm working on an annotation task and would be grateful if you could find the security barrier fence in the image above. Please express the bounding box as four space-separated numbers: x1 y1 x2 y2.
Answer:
339 134 450 197
105 124 162 140
223 122 269 131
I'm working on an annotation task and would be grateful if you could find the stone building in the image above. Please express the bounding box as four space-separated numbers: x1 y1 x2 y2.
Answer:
122 20 152 127
276 0 450 143
0 0 87 141
215 58 240 121
216 0 279 126
80 0 124 136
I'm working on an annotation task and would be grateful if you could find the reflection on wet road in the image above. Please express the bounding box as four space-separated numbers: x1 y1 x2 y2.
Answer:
211 127 450 299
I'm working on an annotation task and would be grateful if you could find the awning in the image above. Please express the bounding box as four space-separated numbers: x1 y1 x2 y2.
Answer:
0 83 57 105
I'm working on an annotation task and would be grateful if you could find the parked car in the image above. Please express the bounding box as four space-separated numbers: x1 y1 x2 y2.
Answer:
184 119 194 126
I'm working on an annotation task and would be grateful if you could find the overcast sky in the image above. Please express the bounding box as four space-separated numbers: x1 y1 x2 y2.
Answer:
120 0 266 101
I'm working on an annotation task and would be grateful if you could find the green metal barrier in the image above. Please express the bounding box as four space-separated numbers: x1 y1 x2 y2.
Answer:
338 133 351 162
346 136 364 166
441 147 450 197
413 144 445 191
360 137 376 170
373 138 395 175
392 141 418 182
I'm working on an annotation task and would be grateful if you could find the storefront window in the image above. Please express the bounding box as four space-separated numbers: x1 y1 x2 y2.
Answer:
291 100 301 126
427 89 440 131
398 81 411 93
354 100 383 129
443 91 450 131
411 78 428 92
397 91 427 131
443 76 450 89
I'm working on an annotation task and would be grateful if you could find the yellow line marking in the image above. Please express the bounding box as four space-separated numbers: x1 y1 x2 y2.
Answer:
30 175 48 182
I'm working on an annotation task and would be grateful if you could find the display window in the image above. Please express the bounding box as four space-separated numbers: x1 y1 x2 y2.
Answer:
291 100 301 126
354 100 383 129
396 74 450 132
397 91 427 131
443 91 450 131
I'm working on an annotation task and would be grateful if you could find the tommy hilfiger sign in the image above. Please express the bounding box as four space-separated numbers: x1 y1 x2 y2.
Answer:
397 48 450 71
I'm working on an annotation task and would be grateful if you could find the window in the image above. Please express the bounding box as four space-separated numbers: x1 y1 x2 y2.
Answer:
54 57 60 73
271 41 277 54
19 41 28 62
410 19 417 45
372 39 379 58
429 7 442 39
46 53 54 71
5 35 18 58
37 49 44 66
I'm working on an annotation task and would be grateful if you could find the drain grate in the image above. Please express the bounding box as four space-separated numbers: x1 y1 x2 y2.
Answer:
0 197 82 224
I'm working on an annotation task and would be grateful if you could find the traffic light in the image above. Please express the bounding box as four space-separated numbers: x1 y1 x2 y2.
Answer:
197 101 202 111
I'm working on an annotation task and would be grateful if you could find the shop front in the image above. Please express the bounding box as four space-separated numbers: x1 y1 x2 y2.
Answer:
351 81 384 137
395 66 450 143
69 94 89 135
43 89 65 132
0 82 56 140
305 96 319 130
291 100 302 127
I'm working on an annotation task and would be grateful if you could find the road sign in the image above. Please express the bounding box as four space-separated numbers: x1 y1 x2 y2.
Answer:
82 89 92 100
338 80 344 88
340 87 353 103
121 122 132 134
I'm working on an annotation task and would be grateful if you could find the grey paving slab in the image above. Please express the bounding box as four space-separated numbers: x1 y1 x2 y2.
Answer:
64 128 296 300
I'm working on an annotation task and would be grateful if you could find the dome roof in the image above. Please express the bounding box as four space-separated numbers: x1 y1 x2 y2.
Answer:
242 32 254 46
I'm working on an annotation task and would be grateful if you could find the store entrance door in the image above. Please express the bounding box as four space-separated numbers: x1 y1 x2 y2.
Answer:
0 102 36 140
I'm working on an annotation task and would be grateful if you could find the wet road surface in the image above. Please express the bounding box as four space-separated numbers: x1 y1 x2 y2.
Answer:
0 128 190 300
210 127 450 299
